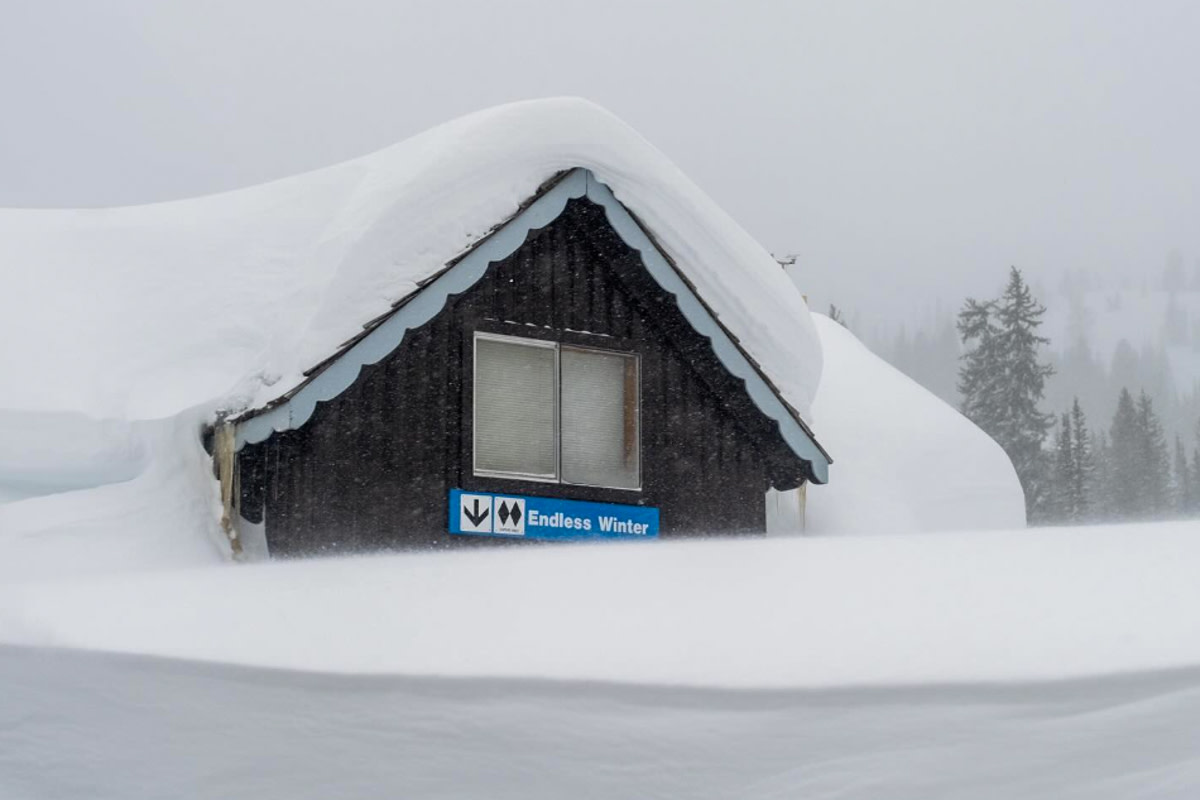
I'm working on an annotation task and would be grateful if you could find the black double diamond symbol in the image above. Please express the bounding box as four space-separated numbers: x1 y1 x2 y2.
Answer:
497 500 522 526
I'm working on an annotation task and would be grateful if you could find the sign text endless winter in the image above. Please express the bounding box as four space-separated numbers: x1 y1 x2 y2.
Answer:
528 509 651 535
449 489 659 540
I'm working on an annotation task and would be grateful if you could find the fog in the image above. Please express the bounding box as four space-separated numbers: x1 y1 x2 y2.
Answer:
5 0 1199 329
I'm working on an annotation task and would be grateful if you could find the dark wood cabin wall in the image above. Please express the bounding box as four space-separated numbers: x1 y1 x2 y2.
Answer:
238 198 805 556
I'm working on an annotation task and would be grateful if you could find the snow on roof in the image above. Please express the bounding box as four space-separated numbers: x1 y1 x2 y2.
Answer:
0 98 823 428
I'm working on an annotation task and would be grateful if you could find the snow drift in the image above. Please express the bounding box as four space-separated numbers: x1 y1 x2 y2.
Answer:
804 314 1026 533
3 513 1200 796
3 521 1198 687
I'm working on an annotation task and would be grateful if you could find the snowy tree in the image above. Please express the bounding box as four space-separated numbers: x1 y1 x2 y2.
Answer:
1067 398 1094 522
1173 435 1190 516
957 298 1001 429
1092 430 1115 520
958 268 1055 522
1191 421 1200 515
1135 391 1170 517
1049 413 1074 523
1108 388 1142 519
1045 398 1098 524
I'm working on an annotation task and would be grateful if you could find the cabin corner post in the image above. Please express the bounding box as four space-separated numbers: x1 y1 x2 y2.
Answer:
213 422 244 558
798 481 807 533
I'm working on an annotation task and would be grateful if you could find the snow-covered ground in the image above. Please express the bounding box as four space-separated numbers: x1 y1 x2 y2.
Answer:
5 644 1200 800
3 523 1200 798
4 523 1199 685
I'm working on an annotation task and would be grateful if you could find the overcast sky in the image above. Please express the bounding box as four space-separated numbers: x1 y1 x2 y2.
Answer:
4 1 1198 328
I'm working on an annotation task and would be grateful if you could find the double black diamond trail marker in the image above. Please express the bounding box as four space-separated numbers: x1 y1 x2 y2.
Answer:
498 500 522 526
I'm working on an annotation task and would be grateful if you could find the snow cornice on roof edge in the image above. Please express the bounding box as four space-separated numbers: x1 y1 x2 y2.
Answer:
230 168 830 483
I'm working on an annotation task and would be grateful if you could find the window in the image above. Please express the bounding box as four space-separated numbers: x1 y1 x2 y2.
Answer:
473 332 640 489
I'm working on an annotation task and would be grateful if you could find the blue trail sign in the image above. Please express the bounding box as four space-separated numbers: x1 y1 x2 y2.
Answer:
449 489 659 541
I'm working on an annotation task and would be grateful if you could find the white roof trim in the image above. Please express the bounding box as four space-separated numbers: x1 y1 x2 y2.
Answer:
233 168 830 483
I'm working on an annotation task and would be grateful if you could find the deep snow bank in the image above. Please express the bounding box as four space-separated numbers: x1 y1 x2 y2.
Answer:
3 521 1198 688
805 314 1026 533
0 412 226 583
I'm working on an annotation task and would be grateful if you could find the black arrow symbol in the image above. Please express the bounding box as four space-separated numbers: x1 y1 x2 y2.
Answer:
464 498 489 527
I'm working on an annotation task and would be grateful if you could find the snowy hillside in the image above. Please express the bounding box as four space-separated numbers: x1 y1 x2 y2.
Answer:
1043 285 1200 381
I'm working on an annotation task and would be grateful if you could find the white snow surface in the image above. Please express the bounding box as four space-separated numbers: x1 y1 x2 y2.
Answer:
806 315 1027 533
6 643 1200 800
3 522 1199 687
5 522 1200 797
0 97 821 424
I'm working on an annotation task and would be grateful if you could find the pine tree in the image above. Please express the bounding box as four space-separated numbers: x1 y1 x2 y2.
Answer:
957 298 1001 429
1092 430 1115 520
1135 391 1170 517
957 268 1055 522
1068 398 1094 522
1191 420 1200 515
1108 388 1141 519
1192 447 1200 515
997 268 1056 519
1048 414 1071 523
1173 435 1190 516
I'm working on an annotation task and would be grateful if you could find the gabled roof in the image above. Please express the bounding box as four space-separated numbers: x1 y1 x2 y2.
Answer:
231 168 831 482
0 98 829 479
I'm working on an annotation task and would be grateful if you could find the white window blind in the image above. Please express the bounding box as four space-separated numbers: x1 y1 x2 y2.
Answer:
560 348 640 488
473 333 640 488
474 336 557 478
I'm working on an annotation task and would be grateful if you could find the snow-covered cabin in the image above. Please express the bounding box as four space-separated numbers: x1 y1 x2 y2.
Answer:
0 98 831 564
0 98 1034 577
183 100 831 556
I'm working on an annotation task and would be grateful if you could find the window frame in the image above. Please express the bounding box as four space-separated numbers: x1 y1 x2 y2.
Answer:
472 330 642 491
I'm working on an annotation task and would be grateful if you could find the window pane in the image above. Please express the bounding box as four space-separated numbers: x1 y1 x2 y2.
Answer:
474 337 557 478
561 348 639 488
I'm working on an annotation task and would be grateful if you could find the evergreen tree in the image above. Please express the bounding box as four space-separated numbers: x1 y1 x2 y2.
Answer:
1092 430 1115 520
1135 391 1170 517
1173 435 1190 516
957 268 1055 522
1192 447 1200 515
1049 412 1073 523
997 269 1055 520
1108 388 1142 519
1191 420 1200 515
1068 398 1094 522
957 298 1001 429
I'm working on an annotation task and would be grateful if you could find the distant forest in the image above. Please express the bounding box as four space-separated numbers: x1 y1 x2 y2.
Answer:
851 255 1200 525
